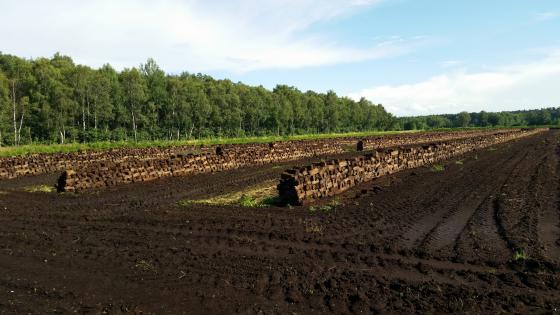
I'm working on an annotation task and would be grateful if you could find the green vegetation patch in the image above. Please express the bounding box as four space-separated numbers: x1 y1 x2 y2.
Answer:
23 185 55 193
513 250 527 261
179 180 279 208
431 164 445 172
309 198 341 213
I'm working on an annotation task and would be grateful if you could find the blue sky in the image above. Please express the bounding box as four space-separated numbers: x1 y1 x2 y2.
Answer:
1 0 559 116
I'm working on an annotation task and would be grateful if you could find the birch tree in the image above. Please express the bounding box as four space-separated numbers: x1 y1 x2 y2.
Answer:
0 71 9 146
119 68 147 142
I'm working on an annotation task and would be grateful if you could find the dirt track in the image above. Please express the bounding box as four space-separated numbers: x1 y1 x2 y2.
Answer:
1 131 560 314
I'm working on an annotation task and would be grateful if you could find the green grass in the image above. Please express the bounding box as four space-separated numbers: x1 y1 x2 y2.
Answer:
309 198 341 212
23 185 55 193
455 160 464 165
431 164 445 172
260 196 281 206
178 180 279 208
236 194 281 207
238 194 260 207
330 198 341 207
513 250 527 261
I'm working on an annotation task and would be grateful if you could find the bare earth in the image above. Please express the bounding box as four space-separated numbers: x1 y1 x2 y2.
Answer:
1 130 560 314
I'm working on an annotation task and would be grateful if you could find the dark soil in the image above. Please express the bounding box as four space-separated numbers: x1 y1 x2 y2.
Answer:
1 131 560 314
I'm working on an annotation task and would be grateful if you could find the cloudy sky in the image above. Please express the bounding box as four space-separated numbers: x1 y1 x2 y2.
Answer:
1 0 559 116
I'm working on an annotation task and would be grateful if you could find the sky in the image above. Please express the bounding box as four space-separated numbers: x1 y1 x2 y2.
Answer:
0 0 559 116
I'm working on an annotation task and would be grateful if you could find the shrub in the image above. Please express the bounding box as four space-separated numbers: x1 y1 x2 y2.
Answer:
239 194 259 207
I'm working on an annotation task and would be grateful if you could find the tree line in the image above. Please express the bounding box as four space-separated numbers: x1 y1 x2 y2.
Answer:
0 52 556 146
397 108 559 130
0 53 395 145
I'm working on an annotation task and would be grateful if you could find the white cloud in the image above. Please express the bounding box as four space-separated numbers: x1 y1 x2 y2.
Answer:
0 0 424 73
349 51 560 116
535 11 560 21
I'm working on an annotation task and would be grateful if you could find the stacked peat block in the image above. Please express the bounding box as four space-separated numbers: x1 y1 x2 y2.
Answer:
359 128 520 151
0 145 219 180
4 128 539 191
278 128 547 205
0 145 217 180
0 128 521 180
56 140 351 192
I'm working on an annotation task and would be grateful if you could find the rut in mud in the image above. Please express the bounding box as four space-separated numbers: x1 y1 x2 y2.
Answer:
1 130 560 314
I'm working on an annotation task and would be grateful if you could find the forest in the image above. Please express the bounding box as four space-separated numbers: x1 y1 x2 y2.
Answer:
0 52 557 146
0 53 395 145
398 109 560 131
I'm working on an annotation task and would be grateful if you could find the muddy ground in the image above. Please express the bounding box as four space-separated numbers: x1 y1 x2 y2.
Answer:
1 131 559 314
